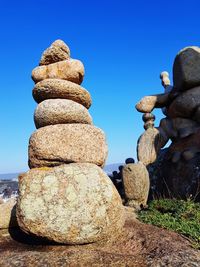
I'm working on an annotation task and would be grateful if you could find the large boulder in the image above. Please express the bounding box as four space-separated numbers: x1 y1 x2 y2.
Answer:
173 46 200 91
28 124 108 168
39 40 70 66
122 162 149 209
168 86 200 119
32 78 92 108
16 163 124 244
32 59 84 85
34 99 92 128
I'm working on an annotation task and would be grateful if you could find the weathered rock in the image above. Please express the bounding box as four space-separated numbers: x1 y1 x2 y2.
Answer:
122 162 149 209
28 124 108 168
1 208 200 266
16 163 124 244
0 198 17 229
39 40 70 65
168 86 200 119
137 127 168 166
173 46 200 90
32 79 92 108
135 93 170 113
34 99 92 128
32 59 84 84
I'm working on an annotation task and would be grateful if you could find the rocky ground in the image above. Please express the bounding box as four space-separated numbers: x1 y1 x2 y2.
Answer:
0 208 199 267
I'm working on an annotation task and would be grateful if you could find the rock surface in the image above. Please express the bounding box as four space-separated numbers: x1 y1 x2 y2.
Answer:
168 86 200 119
39 40 70 66
173 46 200 90
1 208 199 266
34 99 92 128
32 78 92 108
122 162 149 209
32 59 84 84
28 124 108 168
137 128 167 166
0 198 17 229
17 163 124 244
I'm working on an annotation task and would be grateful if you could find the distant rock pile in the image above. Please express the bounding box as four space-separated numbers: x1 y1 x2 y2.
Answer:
16 40 124 244
136 46 200 200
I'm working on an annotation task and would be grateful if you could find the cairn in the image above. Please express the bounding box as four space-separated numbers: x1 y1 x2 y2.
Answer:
135 46 200 200
16 40 124 244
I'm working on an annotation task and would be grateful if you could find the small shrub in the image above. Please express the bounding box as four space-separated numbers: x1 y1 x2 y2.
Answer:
138 199 200 249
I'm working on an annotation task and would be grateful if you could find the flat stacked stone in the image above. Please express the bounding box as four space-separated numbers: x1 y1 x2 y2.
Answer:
17 40 124 244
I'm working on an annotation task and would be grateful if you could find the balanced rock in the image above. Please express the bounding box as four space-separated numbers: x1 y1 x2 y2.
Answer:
33 78 92 108
168 86 200 119
173 46 200 91
39 40 70 66
32 59 84 84
137 127 167 166
28 124 108 168
16 163 124 244
34 99 92 128
122 162 149 209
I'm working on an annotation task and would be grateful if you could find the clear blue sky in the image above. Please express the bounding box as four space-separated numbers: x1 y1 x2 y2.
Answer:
1 0 200 173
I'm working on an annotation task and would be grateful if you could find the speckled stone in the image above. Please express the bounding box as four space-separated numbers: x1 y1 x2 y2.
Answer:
32 59 84 85
16 163 124 244
39 40 70 66
32 79 92 108
34 99 92 128
122 162 149 209
0 198 17 229
28 124 108 168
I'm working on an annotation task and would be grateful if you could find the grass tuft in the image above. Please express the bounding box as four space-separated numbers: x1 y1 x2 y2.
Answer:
138 199 200 249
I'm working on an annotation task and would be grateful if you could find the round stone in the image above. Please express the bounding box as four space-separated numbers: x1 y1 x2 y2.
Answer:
32 59 84 85
34 99 92 128
16 163 125 244
28 124 108 168
32 79 92 109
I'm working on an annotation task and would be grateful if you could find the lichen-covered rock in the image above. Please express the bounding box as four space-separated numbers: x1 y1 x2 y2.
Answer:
122 162 149 209
173 46 200 91
16 163 124 244
32 59 84 84
39 40 70 66
34 99 92 128
28 124 108 168
0 198 17 229
32 79 92 108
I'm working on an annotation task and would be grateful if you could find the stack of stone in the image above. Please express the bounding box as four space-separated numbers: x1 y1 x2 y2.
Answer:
135 46 200 200
16 40 124 244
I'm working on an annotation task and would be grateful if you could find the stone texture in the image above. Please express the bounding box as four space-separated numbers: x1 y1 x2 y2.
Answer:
173 46 200 90
1 209 200 266
135 93 170 113
16 163 124 244
0 198 17 229
28 124 108 168
168 86 200 119
122 162 149 209
32 78 92 108
34 99 92 128
32 59 84 85
39 40 70 66
137 127 168 166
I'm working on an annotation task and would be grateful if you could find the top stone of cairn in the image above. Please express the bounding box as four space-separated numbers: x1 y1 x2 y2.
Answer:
39 39 70 66
173 46 200 91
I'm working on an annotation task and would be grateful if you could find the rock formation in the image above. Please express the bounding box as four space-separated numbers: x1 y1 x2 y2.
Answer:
17 40 124 244
135 46 200 200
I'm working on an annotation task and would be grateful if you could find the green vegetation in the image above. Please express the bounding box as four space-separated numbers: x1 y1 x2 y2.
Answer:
138 199 200 249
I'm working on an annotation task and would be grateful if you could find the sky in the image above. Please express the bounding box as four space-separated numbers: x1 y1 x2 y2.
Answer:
0 0 200 173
